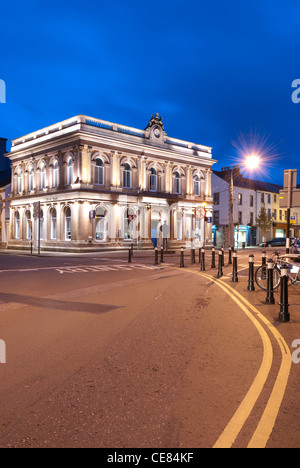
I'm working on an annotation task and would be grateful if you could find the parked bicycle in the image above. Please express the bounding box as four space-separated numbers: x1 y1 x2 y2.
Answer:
255 252 300 291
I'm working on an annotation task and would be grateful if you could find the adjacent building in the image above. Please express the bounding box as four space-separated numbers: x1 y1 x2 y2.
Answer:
0 138 11 247
212 166 284 248
5 114 216 252
279 169 300 238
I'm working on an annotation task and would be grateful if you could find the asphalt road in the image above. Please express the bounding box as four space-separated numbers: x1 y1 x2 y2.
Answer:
0 248 299 448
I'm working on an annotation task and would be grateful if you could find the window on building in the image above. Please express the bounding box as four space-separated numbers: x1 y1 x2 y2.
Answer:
214 193 220 205
53 161 59 188
279 210 282 221
40 164 46 190
65 207 72 241
67 158 73 186
51 209 57 240
28 169 33 192
17 169 22 194
15 211 20 239
238 193 243 205
273 209 277 220
250 195 254 207
123 163 132 189
95 159 104 186
268 208 272 218
95 206 106 241
268 194 271 204
238 211 243 225
194 176 200 196
274 194 277 203
150 168 157 192
177 211 183 240
26 211 31 240
174 172 181 194
261 193 265 203
213 210 220 226
250 212 254 225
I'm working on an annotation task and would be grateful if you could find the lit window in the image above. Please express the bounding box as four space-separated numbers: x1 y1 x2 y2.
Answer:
123 164 132 189
67 158 73 186
65 207 71 240
95 159 104 186
53 161 59 188
150 168 157 192
51 209 57 240
174 172 181 194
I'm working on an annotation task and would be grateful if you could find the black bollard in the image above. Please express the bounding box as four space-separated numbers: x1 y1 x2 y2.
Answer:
247 254 255 291
191 247 195 265
221 248 225 267
201 248 206 271
278 264 290 322
266 259 275 304
217 250 223 278
228 247 232 265
211 248 216 269
160 246 164 263
180 247 184 268
155 247 159 265
232 251 238 283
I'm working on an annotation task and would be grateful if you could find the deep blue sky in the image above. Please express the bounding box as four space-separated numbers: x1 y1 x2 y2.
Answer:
1 0 300 184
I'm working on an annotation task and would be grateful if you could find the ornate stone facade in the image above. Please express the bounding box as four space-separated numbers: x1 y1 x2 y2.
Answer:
6 114 216 252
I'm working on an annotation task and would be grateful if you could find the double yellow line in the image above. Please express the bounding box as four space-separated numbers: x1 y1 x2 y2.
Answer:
181 268 292 448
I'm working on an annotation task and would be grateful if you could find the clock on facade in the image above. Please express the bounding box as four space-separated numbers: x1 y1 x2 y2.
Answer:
154 128 161 138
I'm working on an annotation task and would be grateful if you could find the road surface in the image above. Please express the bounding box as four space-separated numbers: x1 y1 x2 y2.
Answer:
0 248 299 448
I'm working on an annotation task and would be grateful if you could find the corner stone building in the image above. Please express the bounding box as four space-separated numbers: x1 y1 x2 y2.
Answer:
5 114 216 252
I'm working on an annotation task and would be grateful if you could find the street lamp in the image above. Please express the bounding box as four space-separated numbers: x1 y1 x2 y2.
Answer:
229 154 261 249
245 154 261 170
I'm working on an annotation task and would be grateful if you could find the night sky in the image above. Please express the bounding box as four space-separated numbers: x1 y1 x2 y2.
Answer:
1 0 300 185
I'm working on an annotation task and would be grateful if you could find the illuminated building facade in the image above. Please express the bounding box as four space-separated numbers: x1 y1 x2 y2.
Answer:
5 114 216 252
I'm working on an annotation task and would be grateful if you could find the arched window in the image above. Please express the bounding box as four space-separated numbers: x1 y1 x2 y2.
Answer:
177 211 183 241
124 208 134 240
15 211 20 239
65 207 71 241
95 159 104 186
53 161 59 188
51 209 57 240
194 176 200 196
67 158 73 186
40 164 46 190
174 171 181 194
150 168 157 192
25 211 31 240
17 169 22 194
95 206 106 241
28 168 33 192
123 163 132 189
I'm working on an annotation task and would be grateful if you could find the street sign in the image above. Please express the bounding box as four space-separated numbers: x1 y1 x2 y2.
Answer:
195 207 206 219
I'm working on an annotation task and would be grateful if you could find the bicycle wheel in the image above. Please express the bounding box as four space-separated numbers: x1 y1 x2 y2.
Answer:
255 265 281 291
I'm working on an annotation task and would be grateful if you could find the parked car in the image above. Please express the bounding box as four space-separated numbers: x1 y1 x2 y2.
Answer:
259 238 287 247
293 238 300 253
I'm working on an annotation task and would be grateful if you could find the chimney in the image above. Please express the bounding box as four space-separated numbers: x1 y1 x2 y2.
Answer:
0 138 10 171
